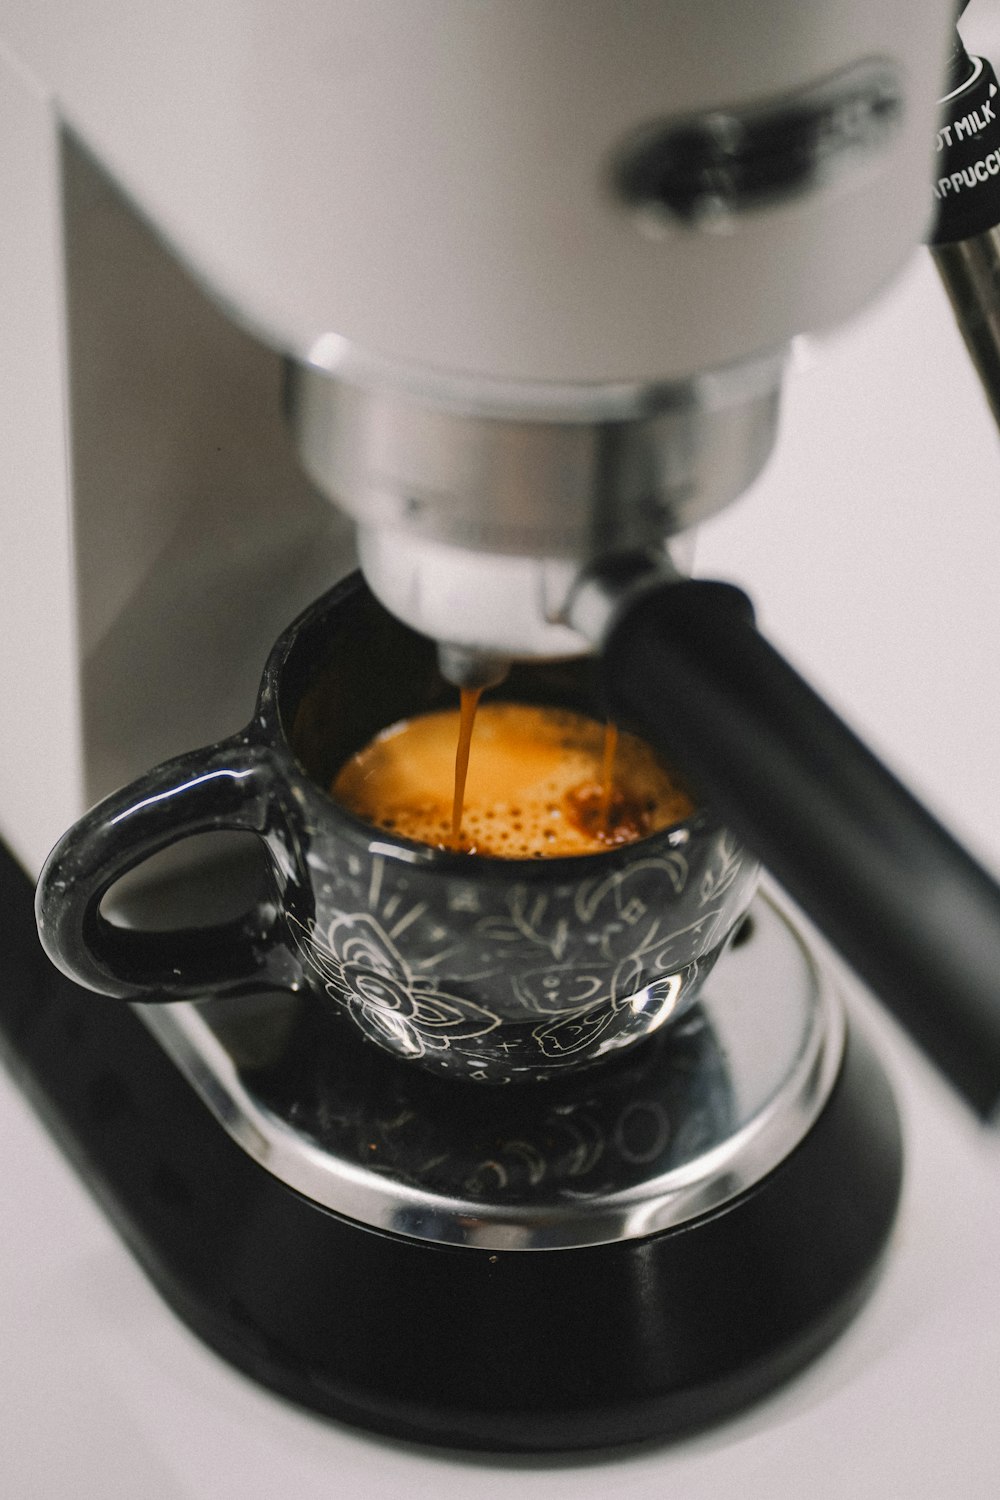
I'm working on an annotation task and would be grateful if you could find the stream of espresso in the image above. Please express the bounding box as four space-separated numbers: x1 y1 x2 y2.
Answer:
451 686 484 849
450 690 618 849
600 721 619 825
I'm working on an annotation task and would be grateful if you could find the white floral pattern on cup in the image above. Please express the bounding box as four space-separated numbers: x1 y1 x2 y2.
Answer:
285 831 756 1081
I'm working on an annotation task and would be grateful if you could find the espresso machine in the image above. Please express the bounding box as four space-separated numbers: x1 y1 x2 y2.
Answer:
4 0 1000 1463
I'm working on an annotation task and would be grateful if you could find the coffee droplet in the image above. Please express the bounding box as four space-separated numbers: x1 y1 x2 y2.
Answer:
331 702 694 858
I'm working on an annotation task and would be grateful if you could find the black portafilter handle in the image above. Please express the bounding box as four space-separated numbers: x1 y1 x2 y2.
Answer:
600 577 1000 1120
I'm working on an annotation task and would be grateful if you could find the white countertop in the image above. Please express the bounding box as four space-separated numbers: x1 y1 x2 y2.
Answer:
7 83 1000 1500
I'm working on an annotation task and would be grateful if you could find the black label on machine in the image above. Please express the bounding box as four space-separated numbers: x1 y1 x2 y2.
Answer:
930 55 1000 245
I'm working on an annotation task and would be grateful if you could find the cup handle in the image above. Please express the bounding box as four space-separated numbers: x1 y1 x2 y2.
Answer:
35 733 302 1003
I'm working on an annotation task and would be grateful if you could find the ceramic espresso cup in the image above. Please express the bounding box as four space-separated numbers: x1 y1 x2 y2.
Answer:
36 574 758 1084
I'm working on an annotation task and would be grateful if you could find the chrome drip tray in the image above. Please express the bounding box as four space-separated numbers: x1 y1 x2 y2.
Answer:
138 892 843 1251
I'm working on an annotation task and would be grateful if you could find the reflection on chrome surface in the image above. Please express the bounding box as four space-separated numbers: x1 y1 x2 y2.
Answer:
140 894 844 1250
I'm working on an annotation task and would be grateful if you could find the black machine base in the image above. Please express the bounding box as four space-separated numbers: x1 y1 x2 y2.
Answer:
0 839 902 1452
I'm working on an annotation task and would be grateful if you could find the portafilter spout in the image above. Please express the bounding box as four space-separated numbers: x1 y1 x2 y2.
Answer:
285 350 785 678
569 560 1000 1122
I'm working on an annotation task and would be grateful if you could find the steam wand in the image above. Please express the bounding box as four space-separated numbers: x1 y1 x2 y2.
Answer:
572 563 1000 1121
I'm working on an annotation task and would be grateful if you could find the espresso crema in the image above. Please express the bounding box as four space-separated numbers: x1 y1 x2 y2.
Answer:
331 701 693 858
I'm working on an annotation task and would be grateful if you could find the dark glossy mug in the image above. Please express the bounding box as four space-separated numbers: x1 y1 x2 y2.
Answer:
35 574 758 1084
